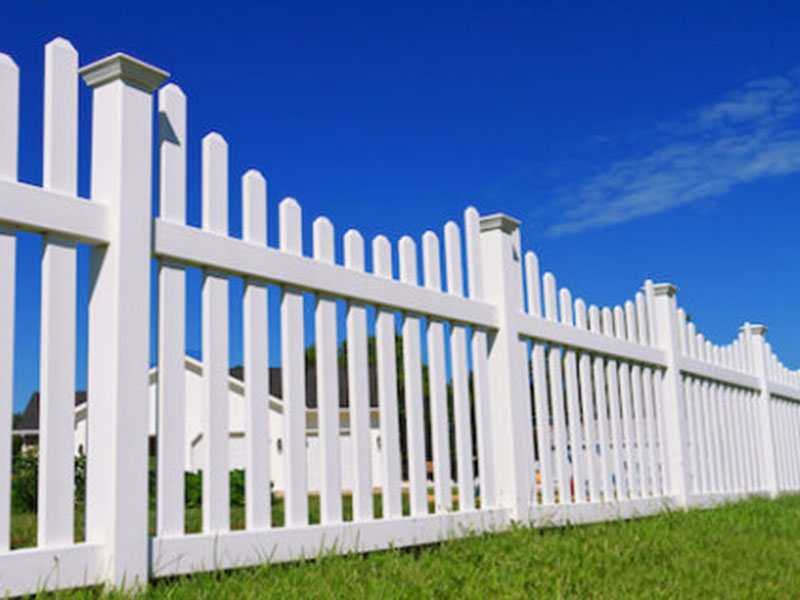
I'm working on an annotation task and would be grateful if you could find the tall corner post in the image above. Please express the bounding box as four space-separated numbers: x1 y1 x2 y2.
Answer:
478 214 534 522
80 54 168 588
651 283 691 506
742 323 779 498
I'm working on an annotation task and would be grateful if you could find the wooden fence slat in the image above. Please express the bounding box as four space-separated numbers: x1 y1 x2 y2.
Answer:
602 307 624 500
644 280 668 494
543 273 568 503
560 288 582 503
574 299 599 503
735 340 753 492
423 231 452 512
156 82 187 537
735 388 748 491
0 52 18 181
344 229 373 521
698 338 716 492
744 391 756 492
398 236 427 515
201 133 230 533
745 390 755 492
525 252 552 505
691 328 711 494
0 50 17 553
683 322 703 494
280 198 308 526
445 222 475 511
791 404 800 489
676 309 699 496
624 301 646 499
38 37 79 547
636 292 656 497
313 216 342 525
709 342 727 492
698 337 719 492
464 208 494 508
373 235 403 519
243 170 270 530
588 307 612 501
714 346 733 492
614 306 634 499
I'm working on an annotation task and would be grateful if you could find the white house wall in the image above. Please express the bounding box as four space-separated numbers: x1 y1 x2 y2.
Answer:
73 359 387 493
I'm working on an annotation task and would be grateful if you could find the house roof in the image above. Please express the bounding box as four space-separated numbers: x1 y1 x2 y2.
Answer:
16 362 384 431
15 391 86 431
229 363 380 410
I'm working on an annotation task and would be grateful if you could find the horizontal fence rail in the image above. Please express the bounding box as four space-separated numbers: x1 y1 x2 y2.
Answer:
0 38 798 595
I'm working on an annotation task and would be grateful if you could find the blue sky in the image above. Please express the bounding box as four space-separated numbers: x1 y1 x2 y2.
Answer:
3 1 800 411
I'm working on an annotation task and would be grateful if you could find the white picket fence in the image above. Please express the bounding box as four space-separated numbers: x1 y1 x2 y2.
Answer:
0 38 798 595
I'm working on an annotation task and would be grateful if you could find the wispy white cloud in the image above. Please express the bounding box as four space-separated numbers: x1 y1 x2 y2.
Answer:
548 72 800 236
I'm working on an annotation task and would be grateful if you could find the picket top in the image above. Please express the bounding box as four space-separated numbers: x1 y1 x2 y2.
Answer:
80 52 169 91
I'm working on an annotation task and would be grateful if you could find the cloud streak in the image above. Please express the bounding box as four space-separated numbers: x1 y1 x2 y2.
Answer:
549 72 800 236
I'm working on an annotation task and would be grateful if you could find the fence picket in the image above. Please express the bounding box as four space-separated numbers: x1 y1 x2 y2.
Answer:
423 231 453 512
625 301 645 499
464 207 494 508
635 293 656 497
716 346 734 492
614 306 635 499
0 50 18 553
525 251 553 505
543 273 568 503
676 309 700 495
344 229 373 521
644 280 668 495
690 326 711 494
313 216 342 525
560 288 583 503
373 235 403 519
156 83 187 537
279 198 308 526
602 307 624 500
243 170 270 530
575 299 599 503
201 133 230 533
445 222 475 511
398 236 427 516
38 37 79 547
588 306 612 501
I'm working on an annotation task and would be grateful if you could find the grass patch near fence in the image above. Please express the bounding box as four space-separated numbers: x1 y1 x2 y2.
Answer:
22 494 800 599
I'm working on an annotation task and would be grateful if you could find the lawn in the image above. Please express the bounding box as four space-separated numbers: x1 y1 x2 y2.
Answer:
18 494 800 599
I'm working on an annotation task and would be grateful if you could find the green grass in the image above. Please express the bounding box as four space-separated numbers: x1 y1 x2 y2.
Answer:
18 494 800 599
10 492 454 549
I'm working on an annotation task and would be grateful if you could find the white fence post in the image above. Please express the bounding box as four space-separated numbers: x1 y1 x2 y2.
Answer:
80 54 168 588
742 323 779 498
479 214 534 521
651 283 691 506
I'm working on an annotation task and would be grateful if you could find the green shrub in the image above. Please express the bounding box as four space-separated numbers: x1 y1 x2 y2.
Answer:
11 450 254 513
12 448 87 513
184 469 247 508
185 470 202 508
11 448 38 512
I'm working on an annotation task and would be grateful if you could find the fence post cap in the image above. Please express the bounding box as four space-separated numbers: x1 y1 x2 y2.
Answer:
479 213 520 234
80 52 169 92
652 282 678 297
742 323 768 336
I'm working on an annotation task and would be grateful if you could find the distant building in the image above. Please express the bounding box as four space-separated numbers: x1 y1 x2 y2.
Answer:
13 356 391 493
